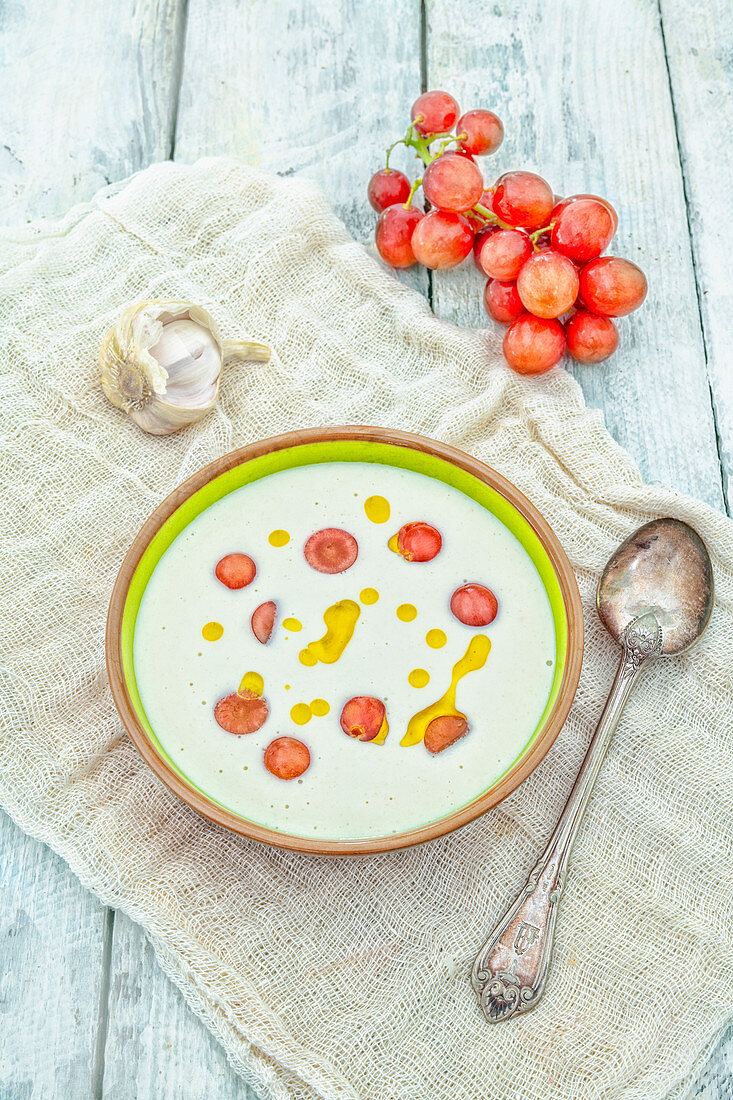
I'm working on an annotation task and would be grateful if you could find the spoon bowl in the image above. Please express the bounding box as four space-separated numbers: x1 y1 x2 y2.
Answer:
597 518 714 654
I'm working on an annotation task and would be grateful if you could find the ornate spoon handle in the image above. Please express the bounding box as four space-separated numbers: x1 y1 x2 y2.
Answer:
471 612 663 1022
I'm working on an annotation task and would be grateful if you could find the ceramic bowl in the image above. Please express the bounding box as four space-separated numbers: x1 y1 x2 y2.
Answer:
107 426 583 854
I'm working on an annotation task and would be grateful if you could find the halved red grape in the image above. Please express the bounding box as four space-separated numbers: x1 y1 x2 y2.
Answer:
368 168 412 212
450 583 498 626
251 600 276 644
424 714 469 754
516 251 579 318
215 553 256 590
565 310 619 363
375 205 423 268
503 314 565 374
395 521 442 562
304 528 358 574
475 227 532 281
264 736 310 779
340 696 386 742
551 194 618 234
422 153 484 213
456 110 504 156
215 691 268 735
551 198 615 263
410 90 459 135
484 279 524 324
578 257 647 316
492 171 554 230
411 210 474 270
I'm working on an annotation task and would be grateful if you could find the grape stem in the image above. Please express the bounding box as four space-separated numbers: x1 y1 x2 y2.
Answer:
403 177 423 208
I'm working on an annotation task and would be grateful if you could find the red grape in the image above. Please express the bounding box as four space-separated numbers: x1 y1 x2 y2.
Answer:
552 194 618 234
475 227 532 280
410 90 459 135
472 226 492 264
264 737 310 779
251 600 276 644
516 251 579 318
551 198 614 263
368 168 412 212
484 279 524 324
503 314 565 374
395 521 442 562
578 256 647 316
424 715 469 754
565 310 619 363
215 553 256 589
304 528 358 573
422 153 484 213
411 210 474 269
450 583 498 626
492 171 554 230
375 205 423 268
215 692 268 736
340 696 387 742
456 110 504 156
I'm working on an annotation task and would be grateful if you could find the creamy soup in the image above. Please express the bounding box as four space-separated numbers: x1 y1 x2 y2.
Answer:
133 461 556 839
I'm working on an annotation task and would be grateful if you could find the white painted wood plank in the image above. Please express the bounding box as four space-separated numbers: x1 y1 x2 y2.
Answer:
0 0 186 223
659 0 733 511
425 0 725 512
174 0 427 293
0 809 108 1098
101 914 255 1100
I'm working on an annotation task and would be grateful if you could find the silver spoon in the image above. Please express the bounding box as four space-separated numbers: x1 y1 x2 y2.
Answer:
471 517 713 1022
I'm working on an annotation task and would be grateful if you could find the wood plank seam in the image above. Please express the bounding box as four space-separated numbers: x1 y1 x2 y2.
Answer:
655 0 730 516
169 0 192 159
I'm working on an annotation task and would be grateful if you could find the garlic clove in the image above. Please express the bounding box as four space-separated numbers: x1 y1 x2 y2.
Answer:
149 318 220 408
99 300 270 435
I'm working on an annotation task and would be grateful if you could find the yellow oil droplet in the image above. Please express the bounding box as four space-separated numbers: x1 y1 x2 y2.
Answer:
299 599 361 666
310 698 330 717
426 628 447 649
364 495 391 523
408 668 430 688
202 621 223 641
238 670 264 698
360 587 379 605
290 702 312 725
401 634 491 747
387 533 400 554
282 617 302 632
396 603 417 622
268 529 290 547
372 715 390 745
284 684 291 690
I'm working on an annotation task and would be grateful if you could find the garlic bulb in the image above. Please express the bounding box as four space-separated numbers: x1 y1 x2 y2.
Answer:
99 300 270 435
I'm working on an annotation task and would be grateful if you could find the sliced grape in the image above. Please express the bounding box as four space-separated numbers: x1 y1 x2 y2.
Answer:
214 691 268 735
395 521 442 562
424 714 469 754
304 528 358 574
340 696 387 742
215 553 256 590
251 600 277 644
264 736 311 779
450 583 498 626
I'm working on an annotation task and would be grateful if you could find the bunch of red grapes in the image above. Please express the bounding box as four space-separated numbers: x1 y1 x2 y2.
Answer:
368 90 647 375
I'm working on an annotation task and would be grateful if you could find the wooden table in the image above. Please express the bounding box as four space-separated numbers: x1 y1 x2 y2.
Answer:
1 1 731 1095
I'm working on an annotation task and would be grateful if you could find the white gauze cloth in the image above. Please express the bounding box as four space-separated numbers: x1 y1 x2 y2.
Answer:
1 158 732 1100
